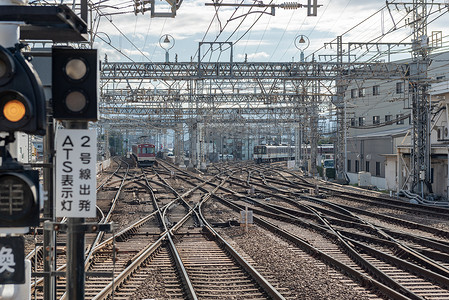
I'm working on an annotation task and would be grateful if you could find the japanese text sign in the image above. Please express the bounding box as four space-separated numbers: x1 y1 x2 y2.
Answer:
56 129 97 218
0 236 24 284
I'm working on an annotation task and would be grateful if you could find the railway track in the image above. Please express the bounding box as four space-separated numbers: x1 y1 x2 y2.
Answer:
27 158 449 299
242 165 449 299
168 161 449 299
29 157 132 299
88 163 285 299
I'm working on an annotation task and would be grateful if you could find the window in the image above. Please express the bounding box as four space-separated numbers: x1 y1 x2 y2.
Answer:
385 115 392 123
396 82 403 94
350 118 356 127
359 117 365 126
373 116 380 125
359 88 366 97
347 160 351 172
376 162 381 176
143 147 155 154
355 160 359 173
351 89 357 98
396 114 404 125
373 85 380 95
365 161 370 172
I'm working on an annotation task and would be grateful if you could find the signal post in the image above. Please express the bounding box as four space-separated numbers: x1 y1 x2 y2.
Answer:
51 47 111 300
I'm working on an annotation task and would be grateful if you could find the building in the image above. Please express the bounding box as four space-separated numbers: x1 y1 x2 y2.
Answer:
344 50 449 197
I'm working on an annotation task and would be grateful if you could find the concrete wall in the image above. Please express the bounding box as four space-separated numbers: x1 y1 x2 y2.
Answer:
347 136 393 178
371 176 386 190
384 155 397 191
96 158 111 174
431 158 448 196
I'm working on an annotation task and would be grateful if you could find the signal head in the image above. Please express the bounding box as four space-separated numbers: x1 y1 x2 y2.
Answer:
0 169 40 228
0 45 46 135
52 47 98 121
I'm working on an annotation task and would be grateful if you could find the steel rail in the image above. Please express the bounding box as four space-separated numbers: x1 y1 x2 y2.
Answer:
58 158 131 300
141 167 197 300
92 185 202 300
90 169 190 299
172 168 424 299
204 184 410 300
225 172 449 283
155 161 287 299
195 177 286 300
96 157 122 191
279 168 449 216
30 157 129 295
85 158 131 263
226 171 449 239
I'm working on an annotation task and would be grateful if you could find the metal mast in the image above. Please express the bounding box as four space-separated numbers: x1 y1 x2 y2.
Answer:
334 36 348 182
410 0 431 195
309 57 320 176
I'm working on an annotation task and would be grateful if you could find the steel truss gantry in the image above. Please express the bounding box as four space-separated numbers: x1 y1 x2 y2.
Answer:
100 60 408 172
101 61 408 80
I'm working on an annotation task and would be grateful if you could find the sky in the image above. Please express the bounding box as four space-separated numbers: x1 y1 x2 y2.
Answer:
89 0 449 63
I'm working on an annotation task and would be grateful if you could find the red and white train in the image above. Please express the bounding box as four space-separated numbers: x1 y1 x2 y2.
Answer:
132 143 156 166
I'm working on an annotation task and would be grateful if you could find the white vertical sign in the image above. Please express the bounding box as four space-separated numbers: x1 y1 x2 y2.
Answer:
55 129 97 218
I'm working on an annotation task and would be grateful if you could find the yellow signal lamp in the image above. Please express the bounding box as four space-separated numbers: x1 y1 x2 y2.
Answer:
0 92 31 131
3 99 26 122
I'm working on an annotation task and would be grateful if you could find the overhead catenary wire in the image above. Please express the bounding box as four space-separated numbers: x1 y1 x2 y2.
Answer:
193 0 246 61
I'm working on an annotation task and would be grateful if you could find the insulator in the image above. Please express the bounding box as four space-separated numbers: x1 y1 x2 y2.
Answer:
280 2 301 9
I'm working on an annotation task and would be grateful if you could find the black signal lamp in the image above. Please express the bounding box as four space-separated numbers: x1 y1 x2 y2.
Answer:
0 50 14 86
0 163 40 228
52 48 98 121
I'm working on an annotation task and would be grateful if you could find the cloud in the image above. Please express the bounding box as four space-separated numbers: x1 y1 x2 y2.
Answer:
91 0 449 63
236 52 269 60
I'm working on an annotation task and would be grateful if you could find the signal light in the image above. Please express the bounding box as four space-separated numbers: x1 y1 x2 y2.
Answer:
65 58 88 80
0 45 46 135
4 99 26 122
0 162 40 228
52 48 98 121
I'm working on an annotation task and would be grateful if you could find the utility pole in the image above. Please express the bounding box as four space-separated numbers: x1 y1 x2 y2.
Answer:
334 35 349 183
309 58 319 176
409 0 432 196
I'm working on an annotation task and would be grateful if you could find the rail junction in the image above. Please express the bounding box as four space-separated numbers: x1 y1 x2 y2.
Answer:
22 158 449 299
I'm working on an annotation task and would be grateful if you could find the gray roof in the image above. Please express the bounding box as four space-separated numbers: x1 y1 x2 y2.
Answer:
351 127 410 139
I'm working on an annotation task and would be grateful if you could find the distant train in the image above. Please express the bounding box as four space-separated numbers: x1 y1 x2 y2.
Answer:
132 143 156 166
253 145 294 163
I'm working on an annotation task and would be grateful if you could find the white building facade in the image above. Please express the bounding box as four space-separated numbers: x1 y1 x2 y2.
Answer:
344 51 449 197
